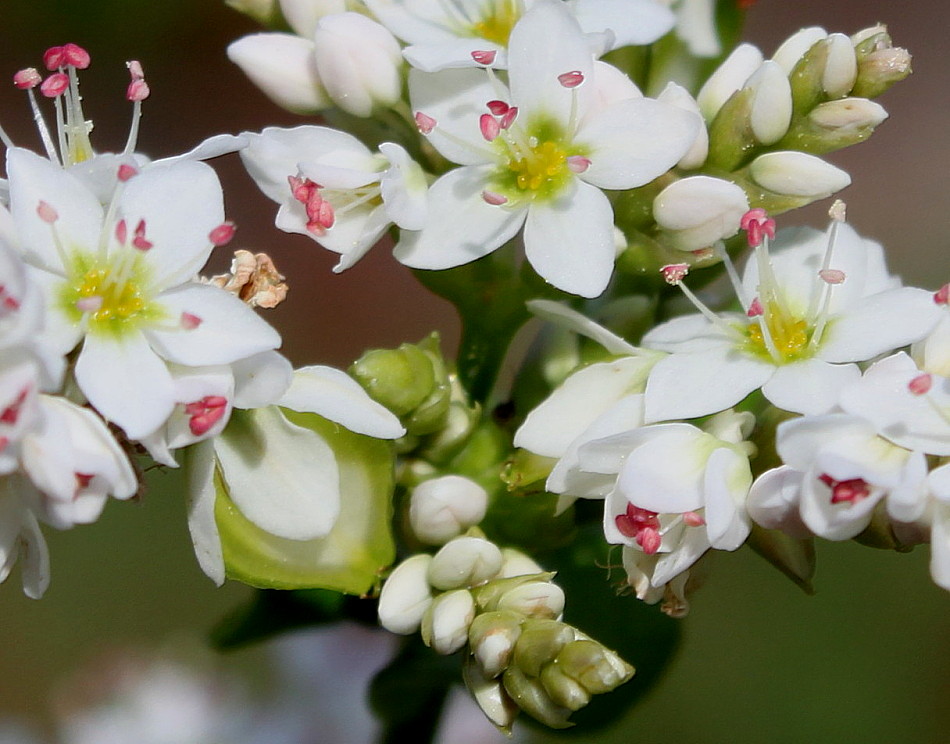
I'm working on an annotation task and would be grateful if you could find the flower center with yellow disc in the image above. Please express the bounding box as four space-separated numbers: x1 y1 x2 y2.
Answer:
492 121 576 203
60 252 162 336
743 300 812 363
468 0 521 46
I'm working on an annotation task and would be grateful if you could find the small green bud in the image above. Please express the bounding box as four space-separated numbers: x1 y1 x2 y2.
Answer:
420 589 476 655
502 665 573 729
539 663 591 712
705 87 755 171
851 28 912 98
469 610 524 678
471 572 556 612
511 619 575 677
555 640 634 695
427 536 504 590
788 35 856 113
462 657 520 732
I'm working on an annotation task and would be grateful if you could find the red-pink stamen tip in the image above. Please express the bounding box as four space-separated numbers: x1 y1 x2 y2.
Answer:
934 283 949 305
40 72 69 98
683 511 706 527
741 207 776 247
13 68 41 90
557 70 584 88
115 219 128 245
127 60 145 81
615 503 662 553
414 111 436 134
908 373 933 396
566 155 590 173
819 474 872 505
486 100 509 116
0 388 29 426
660 263 689 285
126 79 150 102
185 396 228 436
746 297 764 317
62 43 91 69
481 190 508 206
75 472 95 491
117 164 138 182
180 312 202 330
479 112 500 142
37 200 59 224
499 106 518 129
42 46 66 71
209 222 236 246
132 219 152 251
819 268 846 285
471 50 497 66
75 296 103 313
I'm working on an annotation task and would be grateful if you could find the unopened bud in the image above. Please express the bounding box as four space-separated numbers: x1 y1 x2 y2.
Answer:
420 589 476 655
747 61 792 145
749 151 850 199
772 26 827 75
498 548 544 579
427 536 504 590
471 572 555 612
496 580 565 620
555 639 633 695
656 82 708 170
410 475 488 545
313 13 402 117
502 665 573 729
469 610 524 678
821 33 858 98
378 554 434 634
225 0 280 25
511 619 575 677
462 657 519 731
539 663 591 711
799 98 888 152
697 43 763 122
851 27 912 99
654 176 749 251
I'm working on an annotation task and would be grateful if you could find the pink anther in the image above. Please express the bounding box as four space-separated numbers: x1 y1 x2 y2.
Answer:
486 100 509 116
499 106 518 129
615 503 662 554
75 296 103 313
479 113 500 142
0 388 29 425
209 222 236 246
115 219 128 245
740 207 776 247
40 72 69 98
0 286 21 312
117 164 138 182
180 312 202 330
414 111 436 134
75 472 94 490
184 395 228 436
683 511 706 527
126 79 150 102
471 50 497 66
62 43 91 69
482 190 508 206
42 46 66 70
37 200 59 224
908 373 932 396
557 70 584 88
13 68 41 89
566 155 590 173
746 297 764 317
660 263 689 285
126 60 145 81
934 283 949 305
132 219 153 251
819 268 846 285
819 473 872 505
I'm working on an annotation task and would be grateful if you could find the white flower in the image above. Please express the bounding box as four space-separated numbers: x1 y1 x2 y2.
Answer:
241 126 427 271
652 175 749 251
395 0 698 297
364 0 676 72
642 214 941 422
8 148 281 440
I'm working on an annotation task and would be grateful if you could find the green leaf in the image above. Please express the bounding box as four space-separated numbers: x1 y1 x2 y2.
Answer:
215 410 396 594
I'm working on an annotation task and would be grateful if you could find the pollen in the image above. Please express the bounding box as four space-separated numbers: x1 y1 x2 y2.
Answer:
60 252 160 335
744 301 811 361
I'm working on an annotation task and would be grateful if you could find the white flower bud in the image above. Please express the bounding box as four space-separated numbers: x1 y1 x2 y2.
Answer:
427 536 504 590
498 547 544 579
653 176 749 251
809 98 888 131
771 26 827 75
851 24 889 47
749 151 850 198
697 43 763 122
421 589 476 655
657 82 708 170
496 581 565 620
462 658 519 730
378 554 434 635
409 475 489 545
822 33 858 98
279 0 346 37
313 13 402 117
746 61 792 145
227 34 330 114
469 611 523 678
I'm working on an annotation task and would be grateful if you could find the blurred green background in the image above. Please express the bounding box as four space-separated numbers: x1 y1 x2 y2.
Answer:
0 1 947 742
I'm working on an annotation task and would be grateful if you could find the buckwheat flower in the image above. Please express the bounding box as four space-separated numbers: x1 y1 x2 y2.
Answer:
396 0 698 297
364 0 676 72
241 126 427 271
7 148 281 440
642 209 941 422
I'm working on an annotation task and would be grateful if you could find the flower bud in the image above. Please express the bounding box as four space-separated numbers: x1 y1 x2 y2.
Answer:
468 610 524 678
539 663 591 711
462 657 519 731
496 580 565 620
555 639 633 695
747 61 792 145
697 43 763 122
654 176 749 252
227 34 330 114
471 572 555 612
313 13 402 117
409 475 489 545
427 536 504 590
511 619 575 677
421 589 476 655
279 0 346 37
851 27 912 99
821 33 858 98
498 548 544 579
378 554 434 635
771 26 827 75
502 665 573 729
226 0 280 26
656 83 708 170
794 98 888 153
748 151 850 199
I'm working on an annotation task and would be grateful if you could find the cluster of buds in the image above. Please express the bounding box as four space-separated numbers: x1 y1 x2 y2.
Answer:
378 531 633 730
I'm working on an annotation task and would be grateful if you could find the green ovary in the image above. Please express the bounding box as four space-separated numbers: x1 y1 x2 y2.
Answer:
743 302 813 363
492 122 577 203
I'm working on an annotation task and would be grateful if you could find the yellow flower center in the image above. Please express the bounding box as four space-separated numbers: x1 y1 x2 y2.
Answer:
743 301 812 362
492 118 578 203
470 0 522 46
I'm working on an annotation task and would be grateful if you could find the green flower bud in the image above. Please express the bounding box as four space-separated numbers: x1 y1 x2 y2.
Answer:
427 536 504 590
788 34 856 113
468 610 524 678
511 619 575 677
781 98 888 154
462 657 520 732
420 589 476 655
470 572 555 612
851 27 912 99
377 554 434 635
539 663 591 712
496 580 565 619
502 665 573 729
555 640 634 695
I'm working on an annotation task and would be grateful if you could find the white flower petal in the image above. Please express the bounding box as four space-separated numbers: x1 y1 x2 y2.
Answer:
703 447 751 550
379 142 428 231
761 358 860 415
184 440 225 586
227 34 329 114
572 0 675 47
404 40 507 73
616 424 709 513
232 351 294 409
526 299 642 356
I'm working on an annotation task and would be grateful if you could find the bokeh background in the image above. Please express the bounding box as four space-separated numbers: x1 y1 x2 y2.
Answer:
0 1 947 742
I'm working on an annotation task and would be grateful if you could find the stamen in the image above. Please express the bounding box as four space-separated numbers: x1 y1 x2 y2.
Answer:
13 68 41 89
818 268 846 285
0 388 29 425
123 61 148 155
180 312 202 330
482 190 508 205
479 113 500 141
126 79 150 102
115 218 128 245
209 222 236 246
62 43 91 69
42 46 66 71
471 50 497 66
819 474 872 505
76 296 103 313
36 201 59 224
566 155 590 173
40 73 68 98
683 511 706 527
934 284 949 305
908 373 932 396
662 263 748 342
660 263 689 284
740 208 775 247
185 396 228 436
132 219 153 251
557 70 584 88
486 100 509 116
498 106 518 129
117 164 138 182
414 111 436 134
746 297 763 317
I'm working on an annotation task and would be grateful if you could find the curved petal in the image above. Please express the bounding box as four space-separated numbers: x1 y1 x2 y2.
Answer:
278 365 405 439
146 284 281 367
761 358 860 415
379 142 428 231
572 0 675 47
703 447 751 550
616 425 709 513
393 166 526 270
232 351 294 409
523 179 614 298
75 330 175 440
183 440 225 585
227 34 329 114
